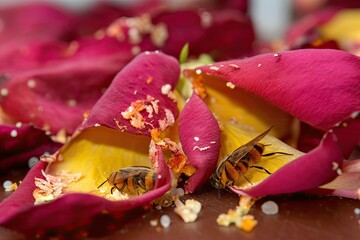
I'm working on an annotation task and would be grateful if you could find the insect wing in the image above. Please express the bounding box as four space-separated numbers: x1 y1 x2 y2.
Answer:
228 127 272 164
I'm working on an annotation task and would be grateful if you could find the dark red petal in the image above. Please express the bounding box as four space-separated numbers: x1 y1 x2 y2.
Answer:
0 124 60 170
178 92 220 193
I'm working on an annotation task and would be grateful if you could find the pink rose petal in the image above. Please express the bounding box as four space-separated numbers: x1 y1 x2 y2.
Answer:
0 147 171 234
80 51 179 135
188 49 360 131
230 112 360 197
178 92 220 193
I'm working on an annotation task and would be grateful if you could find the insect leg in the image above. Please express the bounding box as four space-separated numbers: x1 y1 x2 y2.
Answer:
262 151 293 157
250 165 271 174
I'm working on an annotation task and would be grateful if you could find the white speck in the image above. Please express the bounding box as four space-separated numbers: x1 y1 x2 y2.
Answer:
144 51 151 55
28 156 39 168
3 180 12 189
149 219 158 227
258 63 262 68
354 208 360 215
27 79 36 88
157 174 162 179
134 90 138 95
131 46 141 55
261 200 279 215
0 88 9 97
332 162 339 170
160 215 171 228
10 129 18 137
195 69 202 75
193 145 210 151
210 141 216 144
229 64 239 69
350 111 359 119
226 82 236 89
274 53 281 57
200 11 212 28
336 168 342 175
209 66 219 71
161 84 172 95
94 123 101 127
154 50 160 54
15 122 22 128
67 99 77 107
194 136 200 141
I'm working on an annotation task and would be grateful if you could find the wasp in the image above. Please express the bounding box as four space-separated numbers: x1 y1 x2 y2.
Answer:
98 166 156 195
211 127 292 192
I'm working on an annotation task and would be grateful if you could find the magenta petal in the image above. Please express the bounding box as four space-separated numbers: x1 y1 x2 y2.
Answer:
190 49 360 131
178 92 220 193
0 146 171 234
0 124 61 170
80 51 180 135
230 113 360 197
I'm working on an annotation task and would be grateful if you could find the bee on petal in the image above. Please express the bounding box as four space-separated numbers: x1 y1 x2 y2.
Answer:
212 127 292 193
98 166 156 195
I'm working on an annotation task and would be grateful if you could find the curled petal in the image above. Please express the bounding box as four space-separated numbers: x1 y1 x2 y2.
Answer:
80 51 179 136
0 148 171 234
178 92 220 193
187 49 360 131
231 112 360 197
0 124 60 170
311 159 360 199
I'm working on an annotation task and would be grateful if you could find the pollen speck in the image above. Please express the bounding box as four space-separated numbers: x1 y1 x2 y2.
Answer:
10 129 18 137
27 79 36 88
210 66 219 71
194 136 200 141
0 88 9 97
226 82 236 89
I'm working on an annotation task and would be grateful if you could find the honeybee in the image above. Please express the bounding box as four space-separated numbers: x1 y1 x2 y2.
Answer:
211 127 292 191
98 166 156 195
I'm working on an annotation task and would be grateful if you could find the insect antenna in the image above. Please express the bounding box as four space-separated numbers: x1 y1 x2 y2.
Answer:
97 179 108 189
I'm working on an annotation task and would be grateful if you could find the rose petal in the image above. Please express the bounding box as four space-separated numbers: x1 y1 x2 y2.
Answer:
0 124 60 170
153 8 254 60
187 49 360 131
307 159 360 199
0 147 171 234
80 51 179 135
230 112 360 197
178 92 220 193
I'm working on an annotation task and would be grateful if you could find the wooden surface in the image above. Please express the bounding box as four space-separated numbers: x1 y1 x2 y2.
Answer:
1 168 360 239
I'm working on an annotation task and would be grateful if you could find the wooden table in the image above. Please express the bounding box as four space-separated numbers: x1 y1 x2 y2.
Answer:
1 168 359 239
